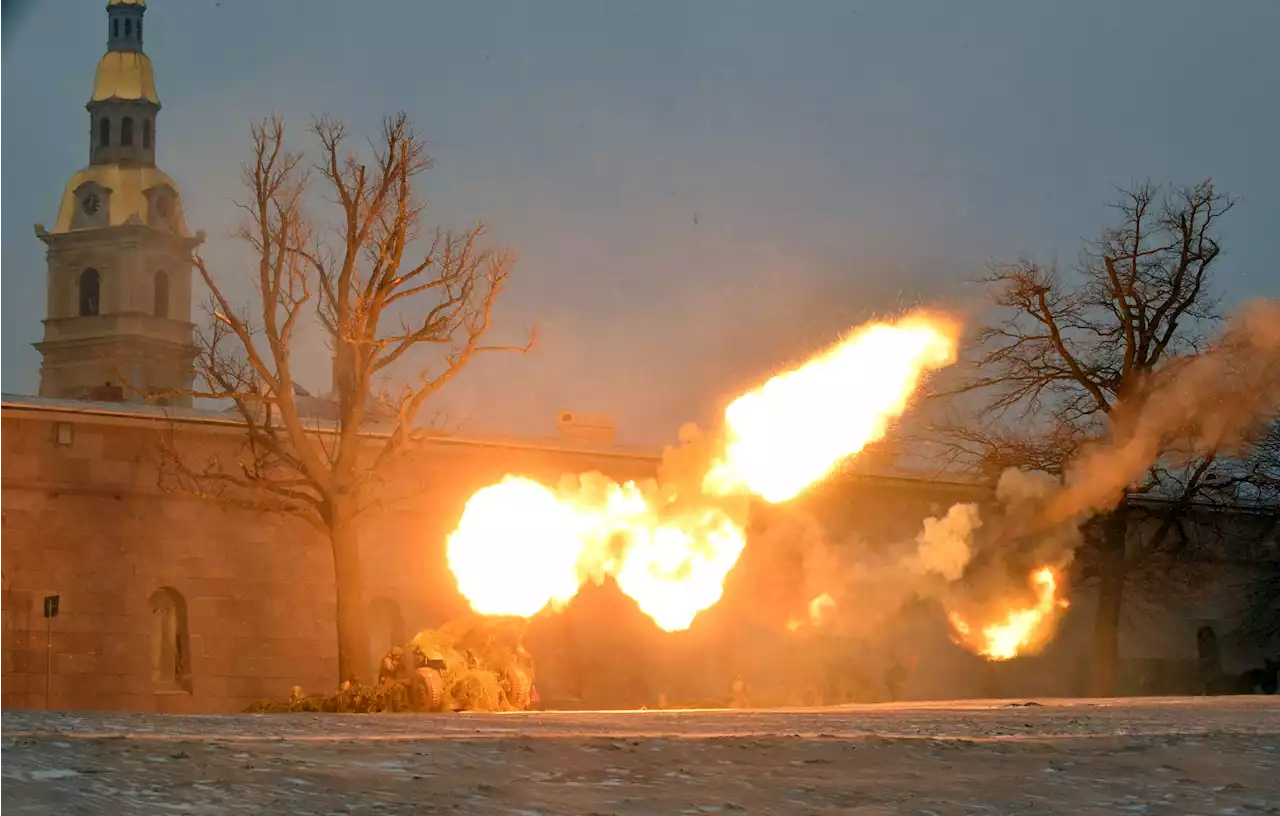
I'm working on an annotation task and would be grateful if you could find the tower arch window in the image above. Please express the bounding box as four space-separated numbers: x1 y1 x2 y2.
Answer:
153 271 169 318
79 269 100 317
149 587 193 691
149 189 177 231
121 116 134 147
138 19 142 39
124 18 132 38
142 118 153 149
98 116 110 147
113 19 119 38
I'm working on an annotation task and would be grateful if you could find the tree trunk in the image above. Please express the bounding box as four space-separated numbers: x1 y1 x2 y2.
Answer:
1089 505 1129 697
330 510 372 686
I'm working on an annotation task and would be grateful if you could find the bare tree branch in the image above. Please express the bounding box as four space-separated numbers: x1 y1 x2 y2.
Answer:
155 113 531 684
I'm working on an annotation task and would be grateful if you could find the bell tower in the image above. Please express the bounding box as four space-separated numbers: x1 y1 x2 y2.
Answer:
34 0 201 406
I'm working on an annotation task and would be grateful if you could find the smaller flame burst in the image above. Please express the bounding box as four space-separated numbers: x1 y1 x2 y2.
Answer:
787 593 837 633
948 567 1069 661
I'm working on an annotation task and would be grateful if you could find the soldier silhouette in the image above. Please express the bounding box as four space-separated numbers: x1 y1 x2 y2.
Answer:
378 646 406 686
884 655 914 702
1196 625 1221 695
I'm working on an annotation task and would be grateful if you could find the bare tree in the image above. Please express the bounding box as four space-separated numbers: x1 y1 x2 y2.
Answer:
929 179 1262 694
159 114 530 684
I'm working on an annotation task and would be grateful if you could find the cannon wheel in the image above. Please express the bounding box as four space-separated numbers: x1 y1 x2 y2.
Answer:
505 667 532 711
410 667 445 712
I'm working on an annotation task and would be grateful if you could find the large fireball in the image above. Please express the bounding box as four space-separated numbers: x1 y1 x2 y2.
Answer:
446 478 588 618
444 311 963 631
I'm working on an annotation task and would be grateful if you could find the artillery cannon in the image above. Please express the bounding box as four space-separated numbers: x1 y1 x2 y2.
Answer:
379 614 537 713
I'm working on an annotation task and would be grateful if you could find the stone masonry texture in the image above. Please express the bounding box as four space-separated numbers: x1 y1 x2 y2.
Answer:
1 409 663 712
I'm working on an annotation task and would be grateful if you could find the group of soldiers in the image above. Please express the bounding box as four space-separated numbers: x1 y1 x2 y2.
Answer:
377 643 448 686
373 637 540 712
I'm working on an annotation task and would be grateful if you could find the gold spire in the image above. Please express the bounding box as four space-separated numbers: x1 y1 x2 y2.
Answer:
91 51 159 104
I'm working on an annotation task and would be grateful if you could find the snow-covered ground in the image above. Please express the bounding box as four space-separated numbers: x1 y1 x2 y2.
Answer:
4 697 1278 814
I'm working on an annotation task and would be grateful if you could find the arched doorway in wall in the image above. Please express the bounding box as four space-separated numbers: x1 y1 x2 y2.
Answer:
149 587 193 693
367 597 406 678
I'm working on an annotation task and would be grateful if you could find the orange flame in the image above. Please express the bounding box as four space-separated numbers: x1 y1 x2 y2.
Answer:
705 313 961 503
445 312 962 631
948 567 1069 661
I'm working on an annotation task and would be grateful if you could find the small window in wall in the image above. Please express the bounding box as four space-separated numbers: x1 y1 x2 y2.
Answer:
142 118 153 149
121 117 134 147
153 271 169 318
149 587 193 691
113 19 119 38
125 18 132 38
79 269 100 317
98 117 110 147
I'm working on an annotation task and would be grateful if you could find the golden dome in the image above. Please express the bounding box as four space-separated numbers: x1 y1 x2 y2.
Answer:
92 51 159 104
108 0 146 6
52 164 189 236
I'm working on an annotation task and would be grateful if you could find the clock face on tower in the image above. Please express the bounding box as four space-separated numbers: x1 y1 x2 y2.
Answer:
81 193 101 216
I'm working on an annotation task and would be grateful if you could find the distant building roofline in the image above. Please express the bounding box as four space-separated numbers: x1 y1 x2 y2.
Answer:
3 394 992 490
18 393 1255 503
0 392 662 461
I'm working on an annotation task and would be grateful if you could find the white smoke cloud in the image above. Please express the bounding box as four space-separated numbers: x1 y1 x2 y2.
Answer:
995 467 1057 510
910 502 982 581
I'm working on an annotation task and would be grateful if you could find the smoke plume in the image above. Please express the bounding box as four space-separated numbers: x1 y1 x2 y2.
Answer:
905 299 1280 659
742 471 1048 642
1048 299 1280 523
909 502 982 581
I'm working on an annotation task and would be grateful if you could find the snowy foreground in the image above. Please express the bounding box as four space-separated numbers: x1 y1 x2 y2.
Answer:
3 697 1278 814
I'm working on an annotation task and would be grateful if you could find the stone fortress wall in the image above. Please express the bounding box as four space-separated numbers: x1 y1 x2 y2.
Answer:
0 397 659 712
3 397 1275 712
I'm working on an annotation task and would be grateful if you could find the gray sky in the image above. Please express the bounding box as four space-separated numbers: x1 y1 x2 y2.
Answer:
4 0 1278 442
